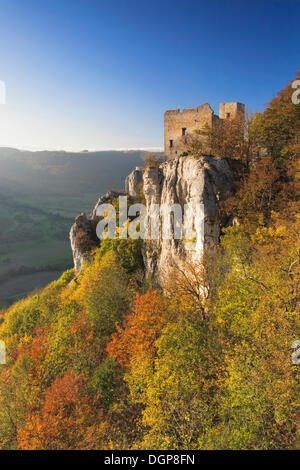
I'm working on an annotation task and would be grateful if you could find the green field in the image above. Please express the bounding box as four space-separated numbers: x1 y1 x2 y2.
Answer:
0 195 74 307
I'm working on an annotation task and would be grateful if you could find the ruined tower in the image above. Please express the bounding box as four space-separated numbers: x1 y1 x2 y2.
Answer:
219 102 245 120
164 101 245 158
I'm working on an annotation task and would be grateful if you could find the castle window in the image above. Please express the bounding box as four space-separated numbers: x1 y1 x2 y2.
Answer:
226 112 230 119
182 127 186 136
169 139 173 148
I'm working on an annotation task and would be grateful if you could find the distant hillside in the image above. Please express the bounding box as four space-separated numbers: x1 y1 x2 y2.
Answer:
0 148 146 205
0 148 146 306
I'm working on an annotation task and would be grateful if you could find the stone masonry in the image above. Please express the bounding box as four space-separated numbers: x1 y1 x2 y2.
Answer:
164 101 245 157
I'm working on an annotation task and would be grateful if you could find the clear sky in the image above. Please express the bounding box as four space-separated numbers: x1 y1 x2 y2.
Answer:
0 0 298 151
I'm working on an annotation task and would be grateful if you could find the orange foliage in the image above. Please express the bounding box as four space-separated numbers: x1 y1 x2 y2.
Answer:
107 288 167 368
69 312 103 359
18 371 96 450
17 326 50 362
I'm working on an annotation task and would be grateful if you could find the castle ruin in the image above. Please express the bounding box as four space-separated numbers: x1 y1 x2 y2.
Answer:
164 102 245 158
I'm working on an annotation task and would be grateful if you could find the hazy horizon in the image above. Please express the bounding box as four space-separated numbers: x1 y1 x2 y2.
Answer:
0 145 164 153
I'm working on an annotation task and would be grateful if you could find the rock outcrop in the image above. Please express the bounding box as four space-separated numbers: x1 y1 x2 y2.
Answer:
141 155 233 285
70 191 124 271
125 167 144 198
70 155 234 286
91 190 125 220
69 213 97 272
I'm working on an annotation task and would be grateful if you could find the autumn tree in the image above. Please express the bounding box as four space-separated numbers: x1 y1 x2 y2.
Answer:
107 288 167 369
128 310 221 449
250 71 300 163
203 214 299 449
163 258 213 320
75 251 130 338
18 371 97 450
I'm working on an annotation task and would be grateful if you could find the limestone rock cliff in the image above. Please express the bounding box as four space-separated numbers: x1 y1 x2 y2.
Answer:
141 155 233 285
70 155 234 286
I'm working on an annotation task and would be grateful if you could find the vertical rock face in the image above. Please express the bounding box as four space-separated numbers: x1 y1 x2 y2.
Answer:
141 155 233 285
69 213 97 272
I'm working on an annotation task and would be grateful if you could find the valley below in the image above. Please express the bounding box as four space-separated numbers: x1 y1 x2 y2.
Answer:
0 148 145 307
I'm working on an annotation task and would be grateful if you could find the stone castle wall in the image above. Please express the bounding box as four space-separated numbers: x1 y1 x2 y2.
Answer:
164 101 245 157
164 103 215 158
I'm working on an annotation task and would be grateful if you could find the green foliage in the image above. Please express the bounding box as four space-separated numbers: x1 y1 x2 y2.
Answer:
96 238 144 275
77 251 130 337
90 357 123 408
134 315 219 449
206 214 299 449
59 268 75 283
2 295 40 340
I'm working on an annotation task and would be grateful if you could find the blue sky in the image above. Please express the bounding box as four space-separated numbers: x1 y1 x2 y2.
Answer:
0 0 298 150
